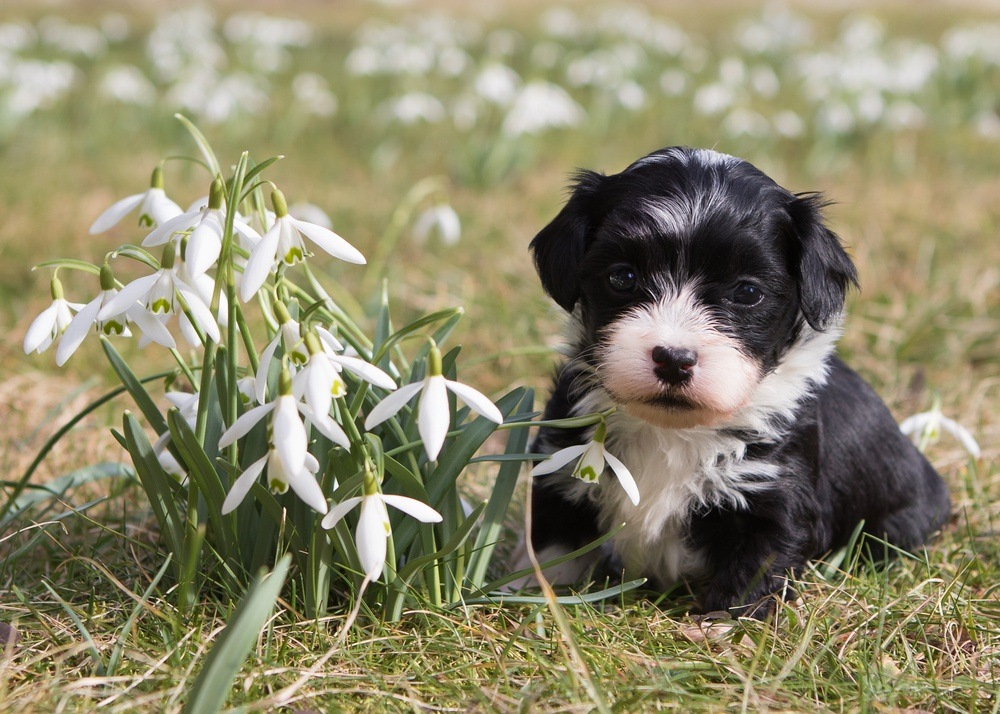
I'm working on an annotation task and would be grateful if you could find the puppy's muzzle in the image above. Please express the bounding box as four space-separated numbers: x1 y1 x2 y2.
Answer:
652 346 697 386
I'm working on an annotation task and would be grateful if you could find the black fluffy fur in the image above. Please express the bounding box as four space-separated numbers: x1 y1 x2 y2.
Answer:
525 147 950 617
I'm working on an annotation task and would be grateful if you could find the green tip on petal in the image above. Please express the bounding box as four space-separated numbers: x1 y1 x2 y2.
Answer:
208 178 224 210
271 188 288 218
574 465 600 483
99 263 115 291
278 368 293 397
150 165 165 190
427 344 443 377
160 241 176 270
592 420 607 444
50 275 64 301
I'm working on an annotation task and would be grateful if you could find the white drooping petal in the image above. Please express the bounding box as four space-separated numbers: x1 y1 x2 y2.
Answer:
363 381 424 430
530 444 589 476
898 413 928 437
334 354 396 390
221 455 267 514
239 226 281 302
315 325 343 353
939 415 982 458
418 375 450 460
23 302 59 354
98 273 160 320
175 281 221 342
141 210 199 247
218 401 276 448
89 193 144 234
298 402 351 450
603 450 640 506
255 335 281 404
321 496 363 530
444 379 503 423
273 395 308 476
127 304 176 348
185 210 224 275
55 295 102 365
142 188 182 226
286 464 328 515
232 218 262 247
381 494 443 523
291 217 366 264
356 495 390 579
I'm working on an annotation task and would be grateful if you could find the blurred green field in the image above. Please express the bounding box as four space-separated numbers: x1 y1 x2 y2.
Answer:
1 1 998 711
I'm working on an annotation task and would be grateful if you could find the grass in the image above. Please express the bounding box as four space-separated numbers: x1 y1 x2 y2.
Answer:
2 0 998 711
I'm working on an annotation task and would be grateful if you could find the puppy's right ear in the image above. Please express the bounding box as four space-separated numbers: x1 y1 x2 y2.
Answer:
530 170 606 312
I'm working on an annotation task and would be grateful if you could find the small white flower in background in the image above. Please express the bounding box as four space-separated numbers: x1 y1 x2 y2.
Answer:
23 275 85 356
97 241 221 345
89 166 182 233
56 263 176 365
143 177 262 277
219 368 351 474
364 343 502 461
321 465 442 580
240 189 366 303
501 81 585 137
900 398 981 459
412 204 461 246
222 443 327 515
532 421 640 506
294 331 397 419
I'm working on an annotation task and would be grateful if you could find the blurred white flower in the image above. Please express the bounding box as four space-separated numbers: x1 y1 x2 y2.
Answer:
501 81 585 137
474 62 520 105
532 421 640 506
379 92 447 125
321 466 441 581
292 73 337 117
23 276 84 356
364 344 502 460
900 401 981 459
412 204 461 246
99 64 157 106
90 166 182 233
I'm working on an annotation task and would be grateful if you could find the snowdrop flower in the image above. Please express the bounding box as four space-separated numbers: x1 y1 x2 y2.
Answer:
900 399 981 458
294 331 397 419
222 443 327 515
501 81 585 137
97 242 221 344
23 275 85 355
412 204 461 245
240 189 366 302
219 368 350 479
321 465 442 580
531 421 640 506
89 166 182 233
56 263 176 365
254 300 329 402
364 344 502 460
143 178 261 277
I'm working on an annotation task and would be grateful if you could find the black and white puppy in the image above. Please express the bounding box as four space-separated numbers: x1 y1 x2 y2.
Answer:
519 146 950 617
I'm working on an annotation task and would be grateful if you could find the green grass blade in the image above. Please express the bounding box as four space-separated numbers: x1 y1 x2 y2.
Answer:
106 555 173 676
42 581 106 675
175 113 221 176
459 578 647 606
183 554 291 714
466 388 534 588
102 337 169 436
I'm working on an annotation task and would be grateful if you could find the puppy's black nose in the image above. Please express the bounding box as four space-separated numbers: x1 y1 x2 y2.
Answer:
651 346 697 385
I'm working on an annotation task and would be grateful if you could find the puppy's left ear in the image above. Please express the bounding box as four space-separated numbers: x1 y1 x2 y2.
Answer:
787 194 859 331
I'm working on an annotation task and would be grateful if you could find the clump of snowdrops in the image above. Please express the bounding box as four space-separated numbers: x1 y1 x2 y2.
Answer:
17 117 639 625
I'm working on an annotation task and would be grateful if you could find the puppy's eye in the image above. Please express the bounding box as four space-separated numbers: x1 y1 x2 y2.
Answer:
732 283 763 306
608 266 638 293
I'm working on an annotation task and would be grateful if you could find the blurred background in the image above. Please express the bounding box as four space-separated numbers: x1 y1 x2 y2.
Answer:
2 0 997 479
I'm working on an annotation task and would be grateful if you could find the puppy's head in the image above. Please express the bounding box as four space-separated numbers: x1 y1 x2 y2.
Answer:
531 147 858 429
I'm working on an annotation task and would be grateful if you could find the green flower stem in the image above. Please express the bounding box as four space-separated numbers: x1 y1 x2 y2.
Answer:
234 304 259 375
168 348 199 390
